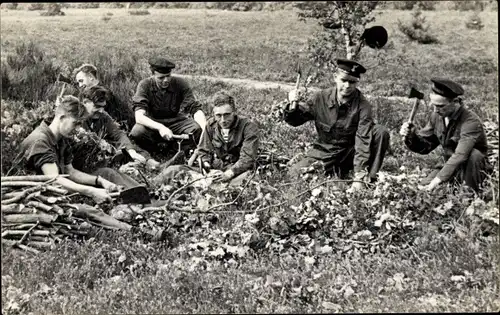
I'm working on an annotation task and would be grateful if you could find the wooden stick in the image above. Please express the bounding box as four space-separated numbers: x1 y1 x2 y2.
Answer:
26 201 54 213
1 175 68 182
0 203 25 213
28 240 54 250
46 186 68 195
2 229 50 238
17 222 40 244
1 191 23 200
3 213 57 224
1 239 40 254
1 185 46 205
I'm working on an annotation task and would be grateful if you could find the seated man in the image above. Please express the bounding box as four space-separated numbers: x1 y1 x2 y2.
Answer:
73 63 135 130
155 91 259 185
284 58 390 191
20 95 141 204
80 86 159 166
400 78 491 192
129 57 206 156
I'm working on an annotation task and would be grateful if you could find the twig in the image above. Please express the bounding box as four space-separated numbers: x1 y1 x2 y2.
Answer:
1 178 57 205
1 175 69 182
205 170 257 211
17 221 40 245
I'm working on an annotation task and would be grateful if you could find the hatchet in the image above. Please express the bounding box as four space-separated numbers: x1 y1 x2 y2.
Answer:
109 185 151 204
407 87 424 123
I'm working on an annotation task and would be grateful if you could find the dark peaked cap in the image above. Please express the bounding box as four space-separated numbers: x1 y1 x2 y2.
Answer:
430 78 464 98
149 57 176 74
336 58 367 78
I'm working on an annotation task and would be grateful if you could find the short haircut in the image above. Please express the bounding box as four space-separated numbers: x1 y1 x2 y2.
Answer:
211 91 236 111
81 85 108 104
73 63 98 78
55 95 88 121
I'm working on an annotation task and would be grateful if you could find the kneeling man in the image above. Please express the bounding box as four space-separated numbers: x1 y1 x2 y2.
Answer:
400 78 491 192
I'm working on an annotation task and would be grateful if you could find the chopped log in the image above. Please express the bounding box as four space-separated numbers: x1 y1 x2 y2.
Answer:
28 240 54 250
73 204 132 231
1 181 49 187
1 223 38 230
2 191 22 199
1 175 68 182
46 186 68 195
1 239 40 254
34 194 68 204
0 203 25 213
26 201 54 213
27 235 51 242
1 185 46 205
2 229 51 238
3 213 57 224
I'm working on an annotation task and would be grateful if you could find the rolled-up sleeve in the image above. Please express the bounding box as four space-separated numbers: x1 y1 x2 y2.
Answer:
283 96 315 127
179 80 202 116
353 100 374 174
22 139 58 173
436 118 483 182
132 79 150 113
229 122 260 176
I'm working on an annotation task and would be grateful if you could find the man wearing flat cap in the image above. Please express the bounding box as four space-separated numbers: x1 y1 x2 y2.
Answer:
284 58 390 191
130 57 206 156
400 78 491 192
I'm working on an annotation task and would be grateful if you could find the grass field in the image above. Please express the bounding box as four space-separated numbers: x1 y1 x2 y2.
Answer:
1 6 499 314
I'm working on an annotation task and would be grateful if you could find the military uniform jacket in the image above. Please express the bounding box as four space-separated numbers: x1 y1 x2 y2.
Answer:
198 115 260 176
83 112 135 151
132 76 202 120
284 87 374 174
20 122 73 174
405 105 488 182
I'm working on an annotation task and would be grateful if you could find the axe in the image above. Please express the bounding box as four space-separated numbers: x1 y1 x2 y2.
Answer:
289 61 302 111
407 87 424 124
109 185 151 204
56 73 74 98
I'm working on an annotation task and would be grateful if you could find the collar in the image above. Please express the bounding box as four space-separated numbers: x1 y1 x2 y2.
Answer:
448 105 464 121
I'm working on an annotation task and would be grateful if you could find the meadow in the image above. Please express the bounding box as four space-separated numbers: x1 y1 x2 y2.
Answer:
1 6 499 314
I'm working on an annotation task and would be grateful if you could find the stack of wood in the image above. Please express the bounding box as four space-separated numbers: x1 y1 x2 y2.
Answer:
1 175 94 253
1 175 166 253
485 121 499 168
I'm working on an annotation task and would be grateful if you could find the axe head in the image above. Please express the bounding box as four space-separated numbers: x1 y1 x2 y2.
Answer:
409 87 424 100
361 26 388 49
117 186 151 204
57 73 73 85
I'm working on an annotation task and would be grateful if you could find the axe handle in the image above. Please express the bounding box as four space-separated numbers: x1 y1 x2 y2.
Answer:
109 192 120 198
171 134 190 140
289 73 301 111
408 98 421 123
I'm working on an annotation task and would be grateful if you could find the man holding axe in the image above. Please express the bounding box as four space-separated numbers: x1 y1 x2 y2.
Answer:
284 58 391 191
400 78 491 192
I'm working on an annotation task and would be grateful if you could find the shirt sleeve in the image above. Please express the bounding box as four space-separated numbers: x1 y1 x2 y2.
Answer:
131 79 150 113
353 99 374 174
436 117 484 182
229 121 260 176
101 113 134 150
283 94 315 127
197 124 214 165
178 79 202 116
404 116 440 155
22 139 58 173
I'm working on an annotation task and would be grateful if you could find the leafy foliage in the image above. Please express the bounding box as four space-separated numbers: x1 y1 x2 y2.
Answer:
128 10 151 16
39 3 65 16
397 8 439 44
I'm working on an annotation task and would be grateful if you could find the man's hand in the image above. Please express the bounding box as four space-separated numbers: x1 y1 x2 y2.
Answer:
202 161 211 171
399 122 415 138
127 149 147 163
214 169 235 182
158 126 174 141
349 181 365 193
421 177 442 191
288 88 304 103
91 188 113 204
99 178 123 193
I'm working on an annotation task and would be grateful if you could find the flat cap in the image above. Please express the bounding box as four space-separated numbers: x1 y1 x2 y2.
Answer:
336 58 367 79
431 78 464 98
148 57 175 74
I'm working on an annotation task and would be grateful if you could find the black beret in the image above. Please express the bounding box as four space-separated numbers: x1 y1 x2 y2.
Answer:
430 78 464 98
336 58 367 78
148 57 175 74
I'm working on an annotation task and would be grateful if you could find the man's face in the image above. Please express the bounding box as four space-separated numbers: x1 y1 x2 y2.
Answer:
334 72 359 98
429 93 457 117
59 116 80 137
153 71 173 89
82 99 105 117
75 71 98 89
213 104 235 129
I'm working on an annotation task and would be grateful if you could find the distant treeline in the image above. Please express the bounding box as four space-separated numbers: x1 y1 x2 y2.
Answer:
1 1 497 12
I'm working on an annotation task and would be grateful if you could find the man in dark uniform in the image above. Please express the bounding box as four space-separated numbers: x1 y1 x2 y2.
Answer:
284 58 390 191
129 57 206 155
73 63 135 131
20 95 141 204
400 78 491 192
154 91 259 185
79 86 159 167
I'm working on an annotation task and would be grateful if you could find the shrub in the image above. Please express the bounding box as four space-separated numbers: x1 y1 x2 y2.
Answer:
453 0 486 11
1 3 18 10
39 3 65 16
465 12 485 30
100 3 125 9
153 2 170 9
106 12 113 16
75 2 100 9
27 3 44 10
101 16 111 22
397 9 439 44
128 9 150 16
391 1 417 10
416 1 436 10
1 41 62 102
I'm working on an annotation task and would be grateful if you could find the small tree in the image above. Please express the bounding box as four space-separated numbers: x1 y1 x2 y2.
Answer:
295 1 379 72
